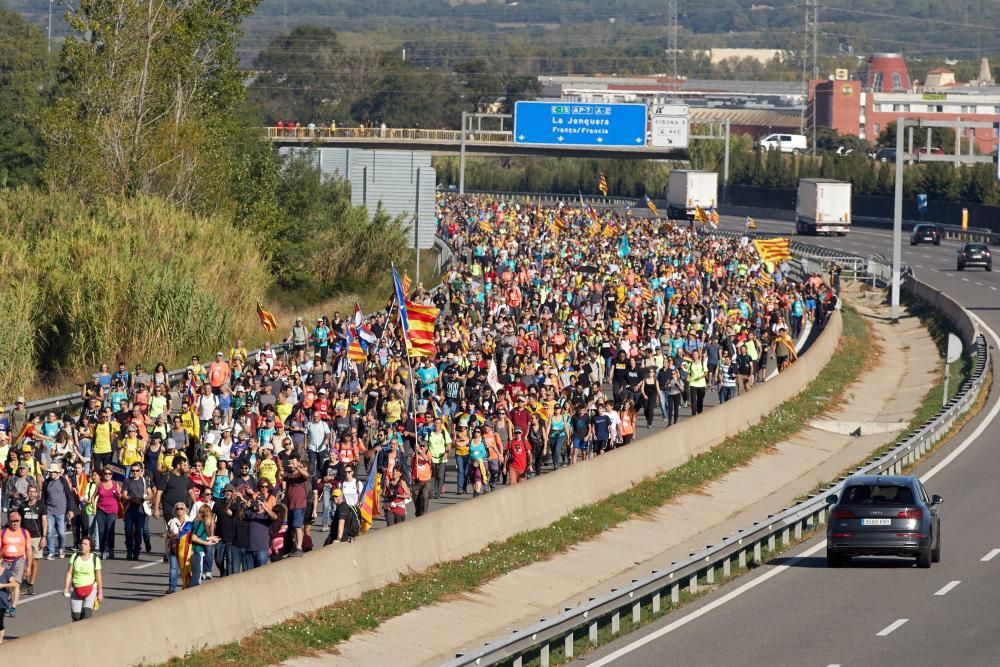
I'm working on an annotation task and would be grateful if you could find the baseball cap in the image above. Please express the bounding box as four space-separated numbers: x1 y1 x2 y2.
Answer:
223 484 236 493
332 489 343 498
15 396 25 404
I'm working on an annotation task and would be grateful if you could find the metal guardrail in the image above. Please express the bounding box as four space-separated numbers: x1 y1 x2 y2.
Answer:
850 216 998 246
266 126 513 144
459 189 641 209
5 342 295 418
444 243 991 667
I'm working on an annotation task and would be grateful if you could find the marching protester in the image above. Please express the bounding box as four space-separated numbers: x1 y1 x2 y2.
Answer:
0 191 836 636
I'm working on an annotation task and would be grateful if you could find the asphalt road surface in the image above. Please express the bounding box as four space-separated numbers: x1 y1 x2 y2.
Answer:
583 216 1000 667
5 340 790 640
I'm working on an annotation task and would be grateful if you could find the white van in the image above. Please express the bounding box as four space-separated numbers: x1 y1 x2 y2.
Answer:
757 133 808 154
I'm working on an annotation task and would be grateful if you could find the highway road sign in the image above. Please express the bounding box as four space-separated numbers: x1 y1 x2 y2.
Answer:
650 104 689 148
514 101 647 147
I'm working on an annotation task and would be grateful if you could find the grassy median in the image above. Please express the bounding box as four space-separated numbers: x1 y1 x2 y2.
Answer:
160 307 870 667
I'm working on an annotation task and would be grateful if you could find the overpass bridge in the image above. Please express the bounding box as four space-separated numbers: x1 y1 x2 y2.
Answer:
265 126 689 160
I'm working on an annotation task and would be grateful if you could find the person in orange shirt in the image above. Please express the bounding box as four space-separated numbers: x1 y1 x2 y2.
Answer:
207 353 230 396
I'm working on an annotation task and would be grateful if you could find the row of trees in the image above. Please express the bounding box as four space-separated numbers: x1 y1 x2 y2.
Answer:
438 130 1000 207
247 26 540 128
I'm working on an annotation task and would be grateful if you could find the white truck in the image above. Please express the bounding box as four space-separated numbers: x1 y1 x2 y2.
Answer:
667 170 718 221
795 178 852 236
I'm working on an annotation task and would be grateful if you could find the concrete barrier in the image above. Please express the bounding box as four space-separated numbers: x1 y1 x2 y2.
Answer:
0 313 842 665
904 278 978 350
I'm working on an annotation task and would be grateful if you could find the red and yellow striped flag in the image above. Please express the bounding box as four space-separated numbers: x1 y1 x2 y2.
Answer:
256 301 278 332
403 299 439 357
752 238 793 265
402 271 413 295
598 172 608 196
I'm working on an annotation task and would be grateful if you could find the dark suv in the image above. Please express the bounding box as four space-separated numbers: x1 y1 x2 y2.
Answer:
826 475 942 568
957 242 992 271
910 224 941 246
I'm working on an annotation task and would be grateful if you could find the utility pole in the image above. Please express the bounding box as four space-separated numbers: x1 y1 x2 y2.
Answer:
668 0 679 80
811 0 819 155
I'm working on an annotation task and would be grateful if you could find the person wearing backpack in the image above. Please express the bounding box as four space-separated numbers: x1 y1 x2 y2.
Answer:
324 488 360 545
62 536 102 621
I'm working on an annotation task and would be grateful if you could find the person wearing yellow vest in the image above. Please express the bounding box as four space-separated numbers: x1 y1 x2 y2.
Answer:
91 413 116 472
687 350 709 415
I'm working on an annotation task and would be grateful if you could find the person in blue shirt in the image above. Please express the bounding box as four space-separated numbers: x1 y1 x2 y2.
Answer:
311 319 331 362
415 360 439 397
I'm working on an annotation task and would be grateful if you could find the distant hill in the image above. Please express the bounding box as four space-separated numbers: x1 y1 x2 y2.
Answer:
11 0 1000 67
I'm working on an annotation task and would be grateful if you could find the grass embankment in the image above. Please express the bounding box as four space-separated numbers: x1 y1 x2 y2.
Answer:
0 191 270 401
160 307 870 667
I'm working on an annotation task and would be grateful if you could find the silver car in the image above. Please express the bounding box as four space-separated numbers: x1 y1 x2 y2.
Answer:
826 475 942 568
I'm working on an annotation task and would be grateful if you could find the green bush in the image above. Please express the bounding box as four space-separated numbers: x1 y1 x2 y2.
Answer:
0 189 272 395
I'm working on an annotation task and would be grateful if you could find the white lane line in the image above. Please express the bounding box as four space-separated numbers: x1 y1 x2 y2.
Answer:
586 539 829 667
976 282 984 286
946 273 955 277
921 310 1000 483
915 264 925 268
18 590 62 605
981 549 1000 562
934 580 961 596
991 287 998 292
588 312 1000 666
876 619 909 637
133 560 161 570
962 277 970 282
922 254 932 259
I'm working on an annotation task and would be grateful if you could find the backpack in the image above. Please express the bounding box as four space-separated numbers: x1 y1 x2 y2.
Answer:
345 505 361 538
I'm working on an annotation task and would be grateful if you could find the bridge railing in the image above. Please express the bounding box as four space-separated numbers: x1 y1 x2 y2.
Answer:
265 126 514 144
442 243 989 667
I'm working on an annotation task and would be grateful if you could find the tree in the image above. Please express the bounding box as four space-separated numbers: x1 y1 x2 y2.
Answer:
249 26 349 124
42 0 260 211
351 57 459 128
877 122 955 151
0 7 50 187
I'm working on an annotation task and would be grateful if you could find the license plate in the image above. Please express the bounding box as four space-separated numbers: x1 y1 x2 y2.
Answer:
861 518 891 526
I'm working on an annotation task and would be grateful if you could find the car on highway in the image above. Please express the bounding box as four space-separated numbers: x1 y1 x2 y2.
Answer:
826 475 942 568
910 223 941 246
956 242 992 271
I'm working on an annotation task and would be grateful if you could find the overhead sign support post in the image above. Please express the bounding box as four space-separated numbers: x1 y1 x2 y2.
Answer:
513 102 647 147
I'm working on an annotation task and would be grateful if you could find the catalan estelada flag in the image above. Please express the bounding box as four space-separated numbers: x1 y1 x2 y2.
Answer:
404 299 439 357
753 237 793 265
345 326 367 363
358 470 380 533
746 216 758 230
402 271 413 295
175 520 194 587
709 207 720 229
693 206 709 224
256 301 278 332
598 172 608 196
644 194 658 218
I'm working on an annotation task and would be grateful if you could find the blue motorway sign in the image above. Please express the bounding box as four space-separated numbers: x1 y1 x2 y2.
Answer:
514 101 647 147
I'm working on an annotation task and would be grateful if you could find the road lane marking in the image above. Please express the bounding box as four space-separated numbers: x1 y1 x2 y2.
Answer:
976 282 984 286
915 264 924 268
946 273 955 277
922 254 931 259
133 560 161 570
876 619 909 636
992 287 998 291
587 311 1000 666
934 580 961 596
981 549 1000 562
922 311 1000 484
19 590 62 605
962 277 970 282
